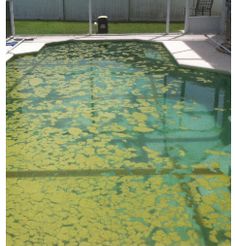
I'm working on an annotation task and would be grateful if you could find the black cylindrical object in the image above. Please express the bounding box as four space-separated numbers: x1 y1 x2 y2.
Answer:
97 16 108 34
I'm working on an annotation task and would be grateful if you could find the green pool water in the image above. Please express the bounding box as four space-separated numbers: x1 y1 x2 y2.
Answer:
7 41 231 245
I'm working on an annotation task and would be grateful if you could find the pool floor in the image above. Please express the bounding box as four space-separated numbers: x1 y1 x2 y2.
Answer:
6 41 231 245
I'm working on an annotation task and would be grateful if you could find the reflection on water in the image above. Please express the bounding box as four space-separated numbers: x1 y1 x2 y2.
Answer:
7 41 231 245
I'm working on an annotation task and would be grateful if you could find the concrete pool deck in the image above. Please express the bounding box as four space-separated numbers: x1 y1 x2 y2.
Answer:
6 34 230 73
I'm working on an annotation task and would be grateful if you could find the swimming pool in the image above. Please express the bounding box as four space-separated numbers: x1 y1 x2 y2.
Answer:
7 41 231 245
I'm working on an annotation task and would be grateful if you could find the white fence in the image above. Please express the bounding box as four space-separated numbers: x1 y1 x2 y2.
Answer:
13 0 222 22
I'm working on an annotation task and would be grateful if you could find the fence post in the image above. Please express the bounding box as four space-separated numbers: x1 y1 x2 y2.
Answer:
166 0 171 34
89 0 92 35
220 0 226 34
9 0 15 35
184 0 190 33
62 0 65 20
128 0 131 22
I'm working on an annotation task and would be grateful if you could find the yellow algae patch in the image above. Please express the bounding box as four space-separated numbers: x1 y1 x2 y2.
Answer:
34 88 51 98
75 154 87 164
100 112 116 120
86 156 104 167
87 126 97 133
168 232 182 242
29 78 42 86
143 146 163 162
210 162 220 169
205 149 230 157
83 146 95 156
134 125 154 133
209 230 219 243
110 123 126 132
173 101 184 111
112 132 132 138
219 240 231 246
68 127 82 136
178 149 186 157
7 174 216 245
152 230 172 245
42 127 60 135
136 99 150 107
143 146 160 157
160 85 170 94
55 139 65 145
132 112 148 122
189 175 230 243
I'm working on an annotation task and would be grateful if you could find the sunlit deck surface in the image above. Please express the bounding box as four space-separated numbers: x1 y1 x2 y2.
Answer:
7 34 231 73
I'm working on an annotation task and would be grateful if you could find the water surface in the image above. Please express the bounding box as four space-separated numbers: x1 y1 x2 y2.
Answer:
7 41 231 245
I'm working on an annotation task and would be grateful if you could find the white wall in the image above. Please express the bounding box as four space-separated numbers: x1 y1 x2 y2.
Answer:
186 0 225 34
187 16 223 34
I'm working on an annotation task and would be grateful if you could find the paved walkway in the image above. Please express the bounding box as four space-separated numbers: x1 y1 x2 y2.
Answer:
6 34 230 73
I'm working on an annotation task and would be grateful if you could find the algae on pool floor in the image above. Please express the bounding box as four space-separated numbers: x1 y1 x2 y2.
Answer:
7 41 231 245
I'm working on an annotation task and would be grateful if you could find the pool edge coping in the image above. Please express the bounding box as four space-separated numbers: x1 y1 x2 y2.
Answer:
6 35 231 75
